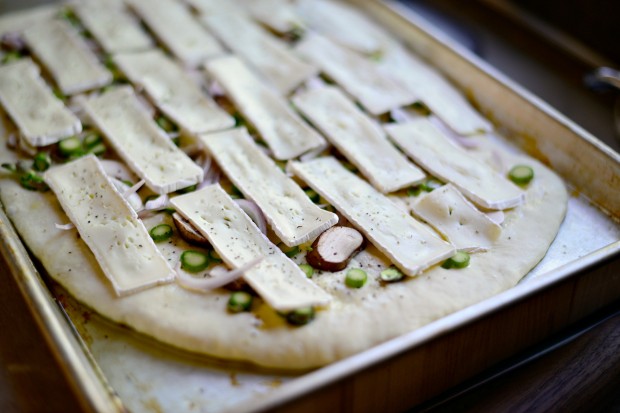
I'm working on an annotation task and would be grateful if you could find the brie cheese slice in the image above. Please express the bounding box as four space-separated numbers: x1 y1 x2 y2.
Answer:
205 56 326 160
297 0 391 55
384 118 524 210
412 184 502 252
202 13 317 94
114 49 234 134
72 2 153 53
171 184 332 311
0 4 57 37
199 128 338 246
380 45 492 135
44 155 175 296
295 33 415 115
22 19 112 95
0 59 81 146
289 157 455 276
82 86 203 194
185 0 240 15
238 0 304 33
293 86 425 193
126 0 224 67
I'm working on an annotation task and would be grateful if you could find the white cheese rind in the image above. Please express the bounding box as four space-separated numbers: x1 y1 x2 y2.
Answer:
412 184 502 252
170 185 332 311
297 0 391 55
205 56 326 160
22 19 112 95
82 86 203 194
127 0 224 67
293 86 425 193
289 157 455 276
114 50 234 134
0 4 57 36
0 59 81 146
185 0 240 15
202 13 317 95
380 45 492 135
72 2 153 53
295 33 415 115
44 155 175 296
239 0 304 33
385 119 524 210
199 128 338 247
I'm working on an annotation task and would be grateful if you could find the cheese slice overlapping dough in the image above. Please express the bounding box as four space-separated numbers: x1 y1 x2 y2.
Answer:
0 4 57 37
82 86 203 194
380 45 492 135
44 155 175 296
238 0 304 33
114 50 234 134
72 2 153 53
412 184 502 252
22 19 112 95
199 128 338 247
205 56 326 160
171 185 332 311
185 0 241 15
289 157 455 276
385 118 524 210
295 33 415 115
202 13 317 94
297 0 392 55
126 0 224 67
293 86 425 193
0 59 81 147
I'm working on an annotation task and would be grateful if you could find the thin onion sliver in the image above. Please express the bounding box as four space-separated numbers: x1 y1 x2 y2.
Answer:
176 256 263 292
235 199 267 234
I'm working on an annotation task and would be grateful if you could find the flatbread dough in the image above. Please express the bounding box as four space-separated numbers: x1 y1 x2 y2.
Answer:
0 138 566 369
0 0 568 370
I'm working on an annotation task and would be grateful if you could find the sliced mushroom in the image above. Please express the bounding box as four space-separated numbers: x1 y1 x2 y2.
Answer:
306 226 365 271
172 212 210 246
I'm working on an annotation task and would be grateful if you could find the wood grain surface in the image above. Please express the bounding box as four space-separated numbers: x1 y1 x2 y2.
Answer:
413 303 620 412
0 252 82 413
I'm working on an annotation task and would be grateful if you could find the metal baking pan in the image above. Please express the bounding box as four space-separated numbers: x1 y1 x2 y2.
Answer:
0 1 619 412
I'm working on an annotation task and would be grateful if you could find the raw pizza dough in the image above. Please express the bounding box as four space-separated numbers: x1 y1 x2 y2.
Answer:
0 139 566 369
0 0 567 370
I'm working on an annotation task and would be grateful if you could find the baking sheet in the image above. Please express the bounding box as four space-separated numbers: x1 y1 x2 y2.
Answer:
0 1 618 412
48 187 618 413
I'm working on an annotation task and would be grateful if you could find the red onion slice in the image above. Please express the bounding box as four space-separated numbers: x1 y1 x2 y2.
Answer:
1 32 26 51
176 256 263 292
207 80 225 96
137 194 173 219
234 199 268 234
144 194 170 211
110 178 144 212
122 179 145 198
198 156 222 188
